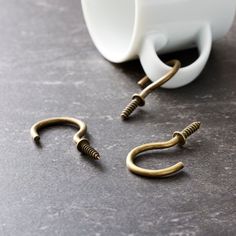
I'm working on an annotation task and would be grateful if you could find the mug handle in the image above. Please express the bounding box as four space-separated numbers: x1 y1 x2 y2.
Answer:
139 24 212 89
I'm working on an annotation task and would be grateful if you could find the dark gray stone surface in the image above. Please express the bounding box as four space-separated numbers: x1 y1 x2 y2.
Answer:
0 0 235 235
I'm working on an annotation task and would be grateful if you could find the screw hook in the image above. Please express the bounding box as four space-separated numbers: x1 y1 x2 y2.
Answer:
126 122 201 177
30 117 100 160
121 60 181 119
137 75 152 89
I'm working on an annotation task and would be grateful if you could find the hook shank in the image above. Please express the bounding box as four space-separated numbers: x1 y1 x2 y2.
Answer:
121 60 181 120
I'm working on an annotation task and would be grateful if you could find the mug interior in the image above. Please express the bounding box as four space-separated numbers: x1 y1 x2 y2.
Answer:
82 0 136 62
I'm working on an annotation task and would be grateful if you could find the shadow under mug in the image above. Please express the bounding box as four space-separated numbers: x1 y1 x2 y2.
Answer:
81 0 236 88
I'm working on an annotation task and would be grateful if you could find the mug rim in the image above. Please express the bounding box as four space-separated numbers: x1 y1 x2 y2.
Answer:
81 0 139 63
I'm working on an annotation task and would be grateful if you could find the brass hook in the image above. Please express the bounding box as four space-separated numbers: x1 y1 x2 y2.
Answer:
121 60 181 119
30 117 100 160
126 122 201 177
137 75 151 88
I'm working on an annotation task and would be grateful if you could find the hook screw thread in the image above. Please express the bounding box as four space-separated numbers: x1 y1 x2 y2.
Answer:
173 122 201 145
181 122 201 139
120 60 181 120
121 94 145 120
77 139 100 160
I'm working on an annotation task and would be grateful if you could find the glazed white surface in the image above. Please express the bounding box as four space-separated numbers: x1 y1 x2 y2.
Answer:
81 0 236 88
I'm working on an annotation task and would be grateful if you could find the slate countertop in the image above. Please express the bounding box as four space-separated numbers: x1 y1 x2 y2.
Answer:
0 1 235 235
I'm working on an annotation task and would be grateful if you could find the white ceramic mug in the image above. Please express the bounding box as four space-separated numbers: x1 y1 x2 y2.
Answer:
81 0 236 88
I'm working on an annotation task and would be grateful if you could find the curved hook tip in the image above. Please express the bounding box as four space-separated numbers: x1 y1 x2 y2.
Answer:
177 162 185 169
33 135 40 143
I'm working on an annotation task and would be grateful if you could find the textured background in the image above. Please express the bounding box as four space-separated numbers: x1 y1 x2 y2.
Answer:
0 0 235 235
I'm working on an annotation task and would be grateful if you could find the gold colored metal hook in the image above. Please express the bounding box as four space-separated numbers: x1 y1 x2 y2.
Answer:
126 122 201 178
137 75 151 89
30 117 100 160
121 59 181 119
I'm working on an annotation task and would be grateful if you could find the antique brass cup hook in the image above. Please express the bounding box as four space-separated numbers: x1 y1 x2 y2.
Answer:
121 60 181 119
126 122 201 177
30 117 100 160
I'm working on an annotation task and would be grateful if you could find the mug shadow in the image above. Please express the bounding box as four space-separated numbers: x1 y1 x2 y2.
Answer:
112 47 199 83
111 44 235 97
